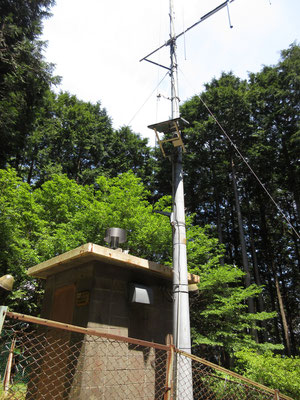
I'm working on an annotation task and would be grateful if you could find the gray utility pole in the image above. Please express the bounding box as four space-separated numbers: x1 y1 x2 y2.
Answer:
142 1 235 398
168 0 191 356
168 2 193 398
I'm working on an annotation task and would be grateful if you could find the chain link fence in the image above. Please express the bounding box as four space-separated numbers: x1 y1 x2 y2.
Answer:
173 351 292 400
0 311 294 400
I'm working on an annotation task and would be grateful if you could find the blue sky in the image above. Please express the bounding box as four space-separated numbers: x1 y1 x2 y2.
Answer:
42 0 300 146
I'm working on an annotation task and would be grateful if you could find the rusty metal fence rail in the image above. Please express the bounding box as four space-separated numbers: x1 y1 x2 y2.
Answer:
174 351 293 400
0 312 171 399
0 311 294 400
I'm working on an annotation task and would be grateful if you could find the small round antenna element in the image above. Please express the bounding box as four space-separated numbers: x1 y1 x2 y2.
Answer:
104 228 127 249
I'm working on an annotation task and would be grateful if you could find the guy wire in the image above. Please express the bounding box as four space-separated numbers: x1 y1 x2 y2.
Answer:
127 72 169 127
179 68 300 240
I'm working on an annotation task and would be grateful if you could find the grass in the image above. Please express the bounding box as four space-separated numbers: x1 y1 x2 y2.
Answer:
0 383 27 399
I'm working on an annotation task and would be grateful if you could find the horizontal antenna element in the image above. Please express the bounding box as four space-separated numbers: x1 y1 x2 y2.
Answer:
140 0 235 66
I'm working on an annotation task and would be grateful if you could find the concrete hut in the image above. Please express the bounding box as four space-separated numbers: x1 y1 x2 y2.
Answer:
27 243 199 399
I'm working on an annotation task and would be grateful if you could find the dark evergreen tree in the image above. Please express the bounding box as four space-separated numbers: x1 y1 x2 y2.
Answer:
22 92 154 186
0 0 58 170
153 46 300 355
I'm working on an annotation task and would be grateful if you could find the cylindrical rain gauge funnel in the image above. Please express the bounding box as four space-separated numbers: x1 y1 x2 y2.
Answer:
104 228 127 249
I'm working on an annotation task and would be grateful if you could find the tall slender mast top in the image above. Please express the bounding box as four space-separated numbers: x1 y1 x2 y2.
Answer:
169 0 179 119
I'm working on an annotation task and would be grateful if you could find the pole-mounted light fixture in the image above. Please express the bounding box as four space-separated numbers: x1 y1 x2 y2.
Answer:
0 274 15 332
0 275 14 292
0 274 14 304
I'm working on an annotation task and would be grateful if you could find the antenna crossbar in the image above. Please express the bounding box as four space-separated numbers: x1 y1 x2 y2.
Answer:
143 58 171 71
176 0 235 41
140 0 235 65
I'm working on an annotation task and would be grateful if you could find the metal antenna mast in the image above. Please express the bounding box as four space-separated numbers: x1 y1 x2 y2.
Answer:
143 1 235 398
169 0 179 119
168 0 190 354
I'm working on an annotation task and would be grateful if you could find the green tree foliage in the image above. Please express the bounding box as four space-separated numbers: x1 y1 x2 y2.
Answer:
153 44 300 356
26 91 114 184
187 224 277 366
0 168 45 313
32 170 172 261
2 89 154 187
234 349 300 400
104 126 155 188
246 45 300 355
0 1 153 186
0 167 272 360
0 0 58 171
244 44 300 355
0 168 172 312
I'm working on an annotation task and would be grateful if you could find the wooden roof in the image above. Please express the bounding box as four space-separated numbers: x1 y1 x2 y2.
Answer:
28 243 200 284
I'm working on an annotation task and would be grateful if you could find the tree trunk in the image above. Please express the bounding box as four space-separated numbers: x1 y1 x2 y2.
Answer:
225 220 234 265
209 144 224 264
266 275 281 343
278 264 296 355
231 157 258 342
248 214 268 342
229 196 239 266
259 202 292 355
27 158 35 185
272 261 291 356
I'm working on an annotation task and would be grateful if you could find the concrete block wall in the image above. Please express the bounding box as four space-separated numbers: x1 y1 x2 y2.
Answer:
36 259 172 399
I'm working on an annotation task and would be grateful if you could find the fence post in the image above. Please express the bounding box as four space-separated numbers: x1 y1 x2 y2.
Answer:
3 337 16 394
164 345 174 400
274 389 280 400
0 306 7 334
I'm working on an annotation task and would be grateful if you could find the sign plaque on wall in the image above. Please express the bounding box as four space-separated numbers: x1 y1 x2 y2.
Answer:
76 290 90 307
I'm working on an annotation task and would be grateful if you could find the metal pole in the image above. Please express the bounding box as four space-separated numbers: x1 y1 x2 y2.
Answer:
169 0 179 120
141 2 239 398
172 149 191 353
169 1 192 398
